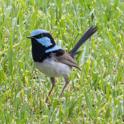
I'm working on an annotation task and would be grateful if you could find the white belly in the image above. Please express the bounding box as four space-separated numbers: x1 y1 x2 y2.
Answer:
35 58 71 77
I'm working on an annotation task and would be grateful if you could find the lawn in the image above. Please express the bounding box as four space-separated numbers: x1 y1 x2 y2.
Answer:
0 0 124 123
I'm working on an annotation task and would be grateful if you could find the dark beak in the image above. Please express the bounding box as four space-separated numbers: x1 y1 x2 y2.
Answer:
26 36 36 40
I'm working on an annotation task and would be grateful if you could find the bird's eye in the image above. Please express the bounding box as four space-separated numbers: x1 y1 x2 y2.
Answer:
34 33 51 39
34 34 42 39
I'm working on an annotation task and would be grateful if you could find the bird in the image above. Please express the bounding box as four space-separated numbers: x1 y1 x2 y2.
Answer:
27 26 97 102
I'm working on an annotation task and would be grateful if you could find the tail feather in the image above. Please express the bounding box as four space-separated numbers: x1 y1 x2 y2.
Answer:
70 26 97 57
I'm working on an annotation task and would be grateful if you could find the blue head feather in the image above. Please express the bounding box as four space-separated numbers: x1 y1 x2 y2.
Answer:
45 45 62 53
37 37 52 47
30 29 62 54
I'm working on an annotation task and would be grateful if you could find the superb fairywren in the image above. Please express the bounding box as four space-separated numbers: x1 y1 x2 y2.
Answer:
27 26 97 102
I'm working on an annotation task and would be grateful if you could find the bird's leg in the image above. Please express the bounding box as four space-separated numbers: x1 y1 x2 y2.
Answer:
59 76 69 97
45 77 55 103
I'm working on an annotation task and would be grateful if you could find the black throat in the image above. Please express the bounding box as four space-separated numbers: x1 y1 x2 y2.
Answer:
31 39 48 62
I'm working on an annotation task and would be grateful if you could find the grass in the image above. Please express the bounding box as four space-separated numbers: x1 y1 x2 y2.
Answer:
0 0 124 123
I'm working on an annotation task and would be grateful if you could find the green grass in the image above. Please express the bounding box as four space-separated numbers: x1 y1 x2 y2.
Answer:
0 0 124 123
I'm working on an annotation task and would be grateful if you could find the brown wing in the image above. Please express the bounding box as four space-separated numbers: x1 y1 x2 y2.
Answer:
50 51 80 70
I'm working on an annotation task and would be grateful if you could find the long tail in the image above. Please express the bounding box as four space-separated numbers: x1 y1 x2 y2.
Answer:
70 26 97 57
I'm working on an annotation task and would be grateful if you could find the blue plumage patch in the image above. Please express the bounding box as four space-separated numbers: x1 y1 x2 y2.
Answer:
45 45 62 53
37 37 52 47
